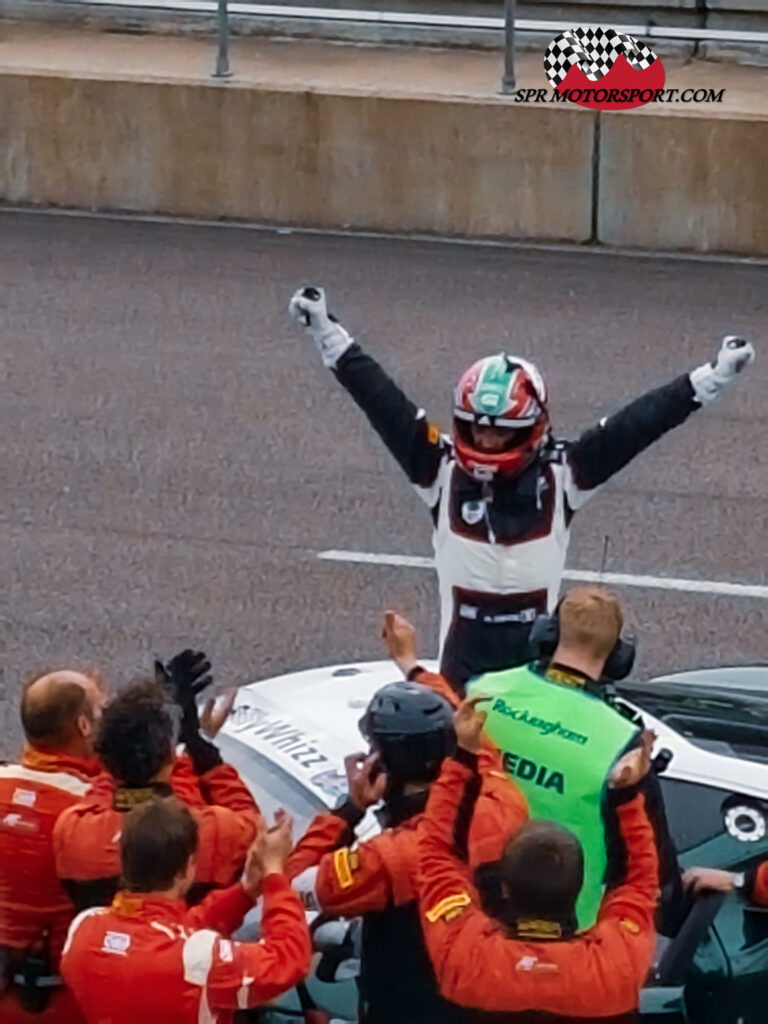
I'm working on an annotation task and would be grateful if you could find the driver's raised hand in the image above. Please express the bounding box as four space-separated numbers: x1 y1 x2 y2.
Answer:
690 335 756 405
288 286 354 368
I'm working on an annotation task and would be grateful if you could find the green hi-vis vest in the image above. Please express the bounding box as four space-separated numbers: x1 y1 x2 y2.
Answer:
467 664 639 929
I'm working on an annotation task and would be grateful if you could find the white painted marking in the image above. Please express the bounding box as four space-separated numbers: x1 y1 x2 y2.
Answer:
317 550 768 600
320 550 434 570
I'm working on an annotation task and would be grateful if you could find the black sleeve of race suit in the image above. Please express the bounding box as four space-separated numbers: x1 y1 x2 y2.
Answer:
333 343 446 489
567 373 699 493
604 768 686 938
451 750 482 863
332 797 366 842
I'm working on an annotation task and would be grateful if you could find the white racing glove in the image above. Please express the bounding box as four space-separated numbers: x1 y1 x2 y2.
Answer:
690 335 756 405
289 286 354 369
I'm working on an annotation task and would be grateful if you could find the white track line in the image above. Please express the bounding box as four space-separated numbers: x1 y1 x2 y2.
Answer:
317 549 768 600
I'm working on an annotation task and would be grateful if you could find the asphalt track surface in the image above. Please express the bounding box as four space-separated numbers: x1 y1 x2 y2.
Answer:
1 210 767 755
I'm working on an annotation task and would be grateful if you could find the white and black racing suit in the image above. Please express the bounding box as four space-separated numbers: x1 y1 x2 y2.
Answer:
333 344 700 691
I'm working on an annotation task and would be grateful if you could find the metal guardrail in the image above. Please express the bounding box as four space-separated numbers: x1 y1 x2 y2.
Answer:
67 0 768 43
51 0 768 89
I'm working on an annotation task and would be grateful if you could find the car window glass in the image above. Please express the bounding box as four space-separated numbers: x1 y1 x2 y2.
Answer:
617 683 768 766
660 777 768 872
659 778 729 853
662 715 768 766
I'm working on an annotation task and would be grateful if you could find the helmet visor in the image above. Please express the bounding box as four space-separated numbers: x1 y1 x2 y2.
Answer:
460 420 537 454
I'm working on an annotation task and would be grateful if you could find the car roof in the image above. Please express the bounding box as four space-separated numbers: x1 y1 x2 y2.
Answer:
222 660 768 812
221 660 420 815
646 665 768 694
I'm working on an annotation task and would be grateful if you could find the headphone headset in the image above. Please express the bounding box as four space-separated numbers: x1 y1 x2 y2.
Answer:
528 605 636 681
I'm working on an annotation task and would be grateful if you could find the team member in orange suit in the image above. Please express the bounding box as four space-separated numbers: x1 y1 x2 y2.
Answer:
61 799 311 1024
288 671 528 1024
0 669 106 1023
417 698 659 1022
55 678 259 910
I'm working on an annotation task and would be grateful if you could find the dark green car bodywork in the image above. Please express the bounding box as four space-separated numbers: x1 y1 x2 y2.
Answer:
622 666 768 1023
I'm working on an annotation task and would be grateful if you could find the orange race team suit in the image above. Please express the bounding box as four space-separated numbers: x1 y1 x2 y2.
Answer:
287 711 528 1024
288 743 528 909
286 664 527 900
54 759 260 910
0 747 102 1024
60 874 311 1024
745 862 768 905
417 751 659 1022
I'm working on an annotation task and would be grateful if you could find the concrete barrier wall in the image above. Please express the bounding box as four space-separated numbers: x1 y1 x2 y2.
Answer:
1 74 595 241
599 113 768 254
2 71 767 254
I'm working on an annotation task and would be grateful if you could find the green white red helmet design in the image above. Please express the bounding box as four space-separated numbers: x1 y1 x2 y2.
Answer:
453 353 550 479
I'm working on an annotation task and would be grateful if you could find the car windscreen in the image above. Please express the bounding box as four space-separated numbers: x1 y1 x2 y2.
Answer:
217 731 326 837
617 683 768 765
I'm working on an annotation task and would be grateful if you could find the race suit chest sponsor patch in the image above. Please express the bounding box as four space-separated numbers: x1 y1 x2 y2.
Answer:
461 500 486 526
12 788 37 807
502 751 564 794
491 698 588 746
103 932 131 956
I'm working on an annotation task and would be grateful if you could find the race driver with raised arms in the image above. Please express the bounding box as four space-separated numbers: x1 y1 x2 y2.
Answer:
290 287 755 691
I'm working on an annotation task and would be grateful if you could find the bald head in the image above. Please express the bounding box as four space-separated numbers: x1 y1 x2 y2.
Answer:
21 671 102 753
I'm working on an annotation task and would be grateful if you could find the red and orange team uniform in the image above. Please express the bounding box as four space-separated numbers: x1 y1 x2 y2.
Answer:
287 687 528 1024
746 862 768 905
287 664 526 914
0 748 102 1023
61 874 311 1024
417 751 660 1021
54 759 260 909
288 725 528 915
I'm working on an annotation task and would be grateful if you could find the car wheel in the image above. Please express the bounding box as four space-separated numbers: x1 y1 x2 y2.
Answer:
722 797 767 843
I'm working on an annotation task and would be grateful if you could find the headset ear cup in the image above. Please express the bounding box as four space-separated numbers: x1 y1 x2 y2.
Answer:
528 614 559 658
530 611 634 680
603 636 636 681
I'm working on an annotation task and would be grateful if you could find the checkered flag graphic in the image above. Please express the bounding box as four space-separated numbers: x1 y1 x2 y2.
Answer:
544 28 658 88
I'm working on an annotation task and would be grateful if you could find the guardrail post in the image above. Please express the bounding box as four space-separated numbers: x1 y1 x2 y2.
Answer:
213 0 233 78
501 0 516 93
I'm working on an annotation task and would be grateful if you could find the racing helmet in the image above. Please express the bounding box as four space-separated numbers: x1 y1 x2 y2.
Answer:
453 353 550 480
359 681 456 786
